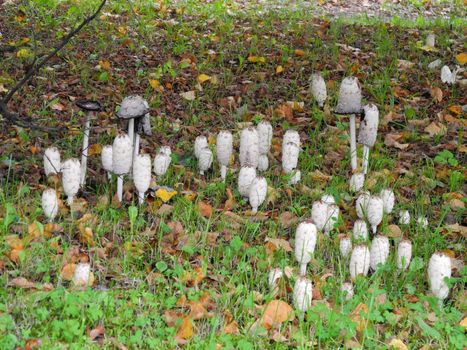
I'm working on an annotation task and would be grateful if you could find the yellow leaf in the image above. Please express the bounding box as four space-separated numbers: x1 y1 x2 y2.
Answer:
388 338 408 350
197 74 211 83
16 48 31 59
149 79 160 89
184 191 196 201
455 52 467 65
248 56 266 63
156 188 177 202
260 300 295 329
175 317 194 343
99 60 111 70
276 65 284 74
460 317 467 329
294 49 305 56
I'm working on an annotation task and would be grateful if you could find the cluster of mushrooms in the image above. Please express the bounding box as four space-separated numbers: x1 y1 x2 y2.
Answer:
39 76 453 305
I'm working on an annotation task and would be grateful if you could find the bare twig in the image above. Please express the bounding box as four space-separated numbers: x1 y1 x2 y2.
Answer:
0 0 107 129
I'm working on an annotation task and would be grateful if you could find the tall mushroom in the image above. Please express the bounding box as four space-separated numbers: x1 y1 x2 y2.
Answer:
101 145 113 180
282 130 301 184
397 239 412 270
310 72 327 108
112 132 132 202
194 136 208 160
358 104 379 174
42 188 59 222
154 146 172 177
248 176 267 214
293 277 313 312
216 131 233 180
44 146 61 176
238 166 256 197
369 235 390 270
239 126 259 168
61 158 81 205
76 100 102 186
349 244 370 278
198 147 213 175
133 153 152 205
428 252 451 302
295 220 317 276
117 96 149 168
257 121 273 171
335 77 362 171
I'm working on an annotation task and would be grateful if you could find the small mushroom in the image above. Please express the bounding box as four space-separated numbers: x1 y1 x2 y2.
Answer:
216 131 233 180
282 142 300 174
426 32 435 47
349 173 365 192
349 244 370 278
339 235 352 259
239 127 259 168
133 154 152 205
369 235 390 270
198 147 213 175
324 204 339 235
321 194 335 205
380 188 395 214
61 158 81 205
257 121 273 171
72 263 93 287
283 129 300 147
44 146 61 176
101 145 113 180
238 166 256 197
153 147 171 177
441 65 458 85
268 268 283 292
341 282 354 301
417 216 428 228
311 199 328 232
248 176 267 214
353 220 369 240
399 210 411 225
295 220 317 276
397 239 412 270
76 100 101 186
335 77 362 171
310 72 327 108
358 104 379 174
428 252 451 302
194 136 208 159
112 132 133 202
42 188 58 222
367 195 384 234
356 191 371 220
293 277 313 312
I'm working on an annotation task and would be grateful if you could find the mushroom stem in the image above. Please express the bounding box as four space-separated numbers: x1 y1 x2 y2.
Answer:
67 195 74 206
138 191 144 205
133 133 140 161
362 145 370 174
80 111 92 186
117 175 123 202
349 114 357 170
220 165 227 181
107 172 112 180
128 119 135 171
371 224 377 234
299 263 307 277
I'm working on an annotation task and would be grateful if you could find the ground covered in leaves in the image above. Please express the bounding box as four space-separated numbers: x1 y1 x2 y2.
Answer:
0 0 466 349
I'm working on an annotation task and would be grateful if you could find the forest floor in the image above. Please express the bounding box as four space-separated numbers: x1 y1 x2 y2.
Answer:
0 0 466 349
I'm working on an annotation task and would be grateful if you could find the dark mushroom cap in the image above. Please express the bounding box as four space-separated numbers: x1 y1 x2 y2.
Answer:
117 95 149 119
76 100 102 112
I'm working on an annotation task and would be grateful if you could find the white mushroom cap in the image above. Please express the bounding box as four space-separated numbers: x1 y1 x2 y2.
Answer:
238 166 256 197
349 244 370 278
417 216 428 228
324 204 339 234
426 32 435 47
257 121 273 155
72 263 92 287
311 200 328 231
310 72 327 107
339 236 352 259
289 170 301 185
369 235 390 270
153 152 171 176
283 129 300 147
367 195 384 234
321 194 336 205
268 268 283 290
101 145 113 173
216 131 233 167
399 210 411 225
160 146 171 156
295 220 318 266
194 136 208 159
61 158 81 205
282 142 300 174
358 104 379 147
198 147 213 174
441 65 456 85
353 220 369 240
293 277 313 312
118 95 149 119
42 188 58 221
44 147 61 176
356 191 371 219
133 154 152 194
397 239 412 270
428 252 451 301
112 133 132 175
239 127 260 168
248 176 267 213
341 282 354 301
258 155 269 172
349 173 365 192
380 188 395 214
335 76 362 114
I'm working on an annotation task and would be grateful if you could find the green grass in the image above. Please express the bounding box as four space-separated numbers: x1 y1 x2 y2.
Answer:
0 0 466 349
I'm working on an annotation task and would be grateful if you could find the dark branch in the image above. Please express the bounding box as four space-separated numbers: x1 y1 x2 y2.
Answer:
0 0 106 129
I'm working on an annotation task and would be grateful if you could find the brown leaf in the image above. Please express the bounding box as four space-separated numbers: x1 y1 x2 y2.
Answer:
89 325 105 341
61 263 77 281
198 201 213 218
8 277 35 289
388 338 408 350
175 317 194 344
279 211 298 229
181 267 205 286
386 224 402 238
260 300 295 329
424 122 446 137
25 339 42 350
223 320 239 335
275 104 294 121
430 87 443 103
264 237 292 253
384 133 409 150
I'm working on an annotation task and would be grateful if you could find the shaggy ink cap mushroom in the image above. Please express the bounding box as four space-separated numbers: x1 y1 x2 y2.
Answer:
76 100 102 112
334 76 362 115
117 95 149 119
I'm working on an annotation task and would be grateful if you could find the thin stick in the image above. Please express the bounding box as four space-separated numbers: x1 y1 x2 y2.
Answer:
220 165 227 181
362 145 370 174
349 114 357 170
117 175 123 202
80 111 92 186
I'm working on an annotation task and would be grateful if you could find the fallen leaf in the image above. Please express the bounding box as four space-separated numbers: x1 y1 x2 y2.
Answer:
197 74 211 83
61 263 77 281
276 65 284 74
99 60 111 70
294 49 305 56
384 133 409 150
180 91 196 101
424 122 446 137
460 317 467 329
386 224 402 238
265 237 292 252
279 211 298 229
448 105 461 115
156 188 177 202
198 201 213 218
430 87 443 102
260 300 295 329
8 277 35 289
175 317 194 344
388 338 408 350
24 339 42 350
223 320 239 335
247 56 266 63
89 325 105 341
455 52 467 65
